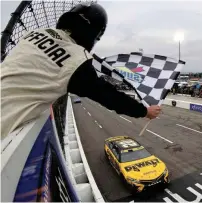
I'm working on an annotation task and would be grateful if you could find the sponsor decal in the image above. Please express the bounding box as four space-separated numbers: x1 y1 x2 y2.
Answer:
114 64 145 83
13 118 52 202
125 158 160 172
13 117 79 202
45 29 62 40
143 170 156 175
42 145 52 202
117 139 139 148
190 103 202 113
148 180 162 186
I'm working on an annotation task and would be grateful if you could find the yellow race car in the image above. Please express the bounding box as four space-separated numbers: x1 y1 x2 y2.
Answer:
104 136 170 193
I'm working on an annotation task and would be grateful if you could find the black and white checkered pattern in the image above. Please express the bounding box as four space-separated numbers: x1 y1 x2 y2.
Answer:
92 52 186 107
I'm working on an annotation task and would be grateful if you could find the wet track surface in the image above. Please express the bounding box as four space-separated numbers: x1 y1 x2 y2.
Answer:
72 96 202 202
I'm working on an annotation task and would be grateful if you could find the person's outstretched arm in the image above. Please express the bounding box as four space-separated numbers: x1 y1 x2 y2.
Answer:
68 59 160 118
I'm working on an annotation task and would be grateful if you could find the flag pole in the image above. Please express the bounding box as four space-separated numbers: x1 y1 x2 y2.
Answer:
139 120 151 136
139 100 150 136
139 100 163 136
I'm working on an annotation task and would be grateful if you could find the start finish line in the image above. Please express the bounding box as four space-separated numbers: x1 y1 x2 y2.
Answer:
163 183 202 202
128 178 202 203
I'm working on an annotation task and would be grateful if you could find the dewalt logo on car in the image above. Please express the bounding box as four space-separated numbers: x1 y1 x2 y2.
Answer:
125 158 160 172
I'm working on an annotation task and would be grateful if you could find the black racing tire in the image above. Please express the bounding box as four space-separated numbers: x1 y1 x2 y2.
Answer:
166 176 171 184
161 177 170 190
120 174 134 192
162 182 170 190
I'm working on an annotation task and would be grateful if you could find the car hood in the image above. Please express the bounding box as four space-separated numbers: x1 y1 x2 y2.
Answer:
120 155 166 180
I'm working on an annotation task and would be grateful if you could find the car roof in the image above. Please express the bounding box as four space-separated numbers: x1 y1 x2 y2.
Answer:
108 137 141 151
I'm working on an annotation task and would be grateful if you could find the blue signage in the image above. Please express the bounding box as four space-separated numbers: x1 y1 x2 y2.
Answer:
117 69 144 83
190 103 202 113
13 116 79 202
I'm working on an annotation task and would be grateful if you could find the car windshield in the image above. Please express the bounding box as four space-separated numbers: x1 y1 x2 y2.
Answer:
120 148 151 163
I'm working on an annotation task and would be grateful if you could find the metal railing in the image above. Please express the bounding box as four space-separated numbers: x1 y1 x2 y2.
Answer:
1 0 95 62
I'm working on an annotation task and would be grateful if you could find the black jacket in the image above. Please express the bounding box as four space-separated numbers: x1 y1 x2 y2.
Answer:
68 59 147 118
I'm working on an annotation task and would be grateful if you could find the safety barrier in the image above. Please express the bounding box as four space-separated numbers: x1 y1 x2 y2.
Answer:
1 110 50 202
164 99 191 109
122 91 202 113
1 95 105 202
64 95 105 202
164 99 202 113
1 107 81 202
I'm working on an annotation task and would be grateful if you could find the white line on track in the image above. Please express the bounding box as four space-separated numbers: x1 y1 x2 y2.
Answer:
87 112 91 116
94 120 102 128
176 124 202 134
196 183 202 190
146 129 173 144
120 116 132 123
83 107 86 110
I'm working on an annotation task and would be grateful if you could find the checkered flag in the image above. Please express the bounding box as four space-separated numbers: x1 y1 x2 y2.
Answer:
92 52 185 107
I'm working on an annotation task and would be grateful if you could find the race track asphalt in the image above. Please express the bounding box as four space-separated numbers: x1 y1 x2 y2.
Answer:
71 96 202 202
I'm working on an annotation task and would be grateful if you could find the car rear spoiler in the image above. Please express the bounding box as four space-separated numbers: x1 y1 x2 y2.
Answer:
105 136 129 142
